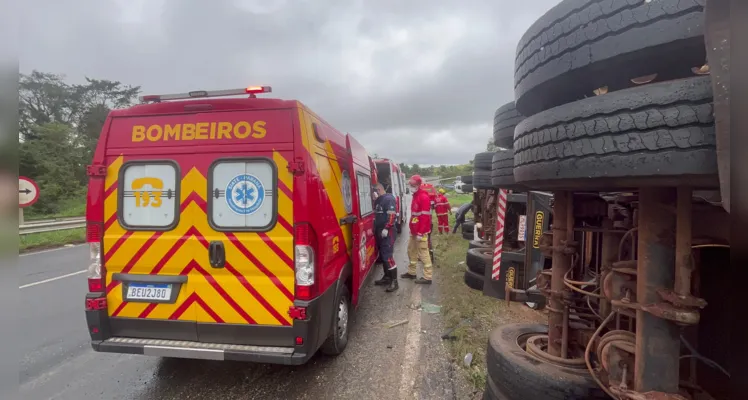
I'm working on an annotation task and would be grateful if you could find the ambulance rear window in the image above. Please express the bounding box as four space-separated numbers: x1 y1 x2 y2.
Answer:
356 173 373 216
118 161 180 230
208 158 277 231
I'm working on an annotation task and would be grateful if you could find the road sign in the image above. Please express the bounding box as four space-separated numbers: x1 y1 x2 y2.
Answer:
19 176 40 208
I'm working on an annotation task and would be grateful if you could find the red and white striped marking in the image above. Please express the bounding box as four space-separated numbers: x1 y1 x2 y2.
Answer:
492 189 508 280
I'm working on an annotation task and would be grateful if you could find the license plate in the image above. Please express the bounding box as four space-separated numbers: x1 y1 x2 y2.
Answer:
126 283 172 301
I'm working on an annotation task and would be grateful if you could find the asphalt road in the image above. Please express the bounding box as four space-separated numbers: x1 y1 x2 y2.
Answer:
20 230 470 400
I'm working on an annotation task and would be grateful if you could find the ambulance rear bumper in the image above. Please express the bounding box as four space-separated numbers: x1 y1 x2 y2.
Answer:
92 337 312 365
86 276 339 366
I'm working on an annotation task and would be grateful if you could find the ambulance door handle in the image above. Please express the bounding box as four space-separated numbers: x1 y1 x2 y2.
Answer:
209 241 225 268
339 215 357 225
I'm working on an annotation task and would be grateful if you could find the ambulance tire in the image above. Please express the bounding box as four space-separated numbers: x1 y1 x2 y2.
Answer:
474 152 494 171
493 102 523 149
473 170 493 190
466 247 491 275
485 324 609 400
461 175 473 184
468 240 490 250
514 0 707 116
396 218 403 234
513 76 718 191
464 269 484 292
320 284 350 356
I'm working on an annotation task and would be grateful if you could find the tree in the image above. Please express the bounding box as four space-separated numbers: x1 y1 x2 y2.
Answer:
18 70 141 215
486 138 499 151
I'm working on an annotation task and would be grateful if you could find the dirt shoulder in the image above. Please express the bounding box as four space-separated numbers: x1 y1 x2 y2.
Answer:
430 232 545 397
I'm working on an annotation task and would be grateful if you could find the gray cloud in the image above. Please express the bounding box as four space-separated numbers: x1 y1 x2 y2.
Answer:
20 0 559 165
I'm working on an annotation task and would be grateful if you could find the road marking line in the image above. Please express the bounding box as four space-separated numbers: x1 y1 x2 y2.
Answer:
399 283 422 399
20 269 87 289
20 243 86 257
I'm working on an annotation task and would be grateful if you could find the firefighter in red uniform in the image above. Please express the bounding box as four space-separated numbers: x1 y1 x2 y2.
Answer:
434 188 451 234
401 175 433 284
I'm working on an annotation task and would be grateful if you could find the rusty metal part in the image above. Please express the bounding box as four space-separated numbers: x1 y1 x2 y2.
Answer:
525 334 587 369
610 388 690 400
548 191 571 358
602 269 636 304
612 300 700 325
656 288 707 309
600 218 620 319
675 187 694 297
634 188 680 393
619 227 638 261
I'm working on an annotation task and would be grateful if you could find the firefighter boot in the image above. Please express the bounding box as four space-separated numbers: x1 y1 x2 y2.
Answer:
374 261 391 285
386 269 399 292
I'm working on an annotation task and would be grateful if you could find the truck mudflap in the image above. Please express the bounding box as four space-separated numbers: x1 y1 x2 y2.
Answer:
705 0 730 213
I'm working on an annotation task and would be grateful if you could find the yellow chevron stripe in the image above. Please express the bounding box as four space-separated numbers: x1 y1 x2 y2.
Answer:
105 155 123 191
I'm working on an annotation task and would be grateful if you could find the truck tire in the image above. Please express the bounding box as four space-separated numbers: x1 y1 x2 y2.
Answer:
514 0 707 116
493 102 523 149
468 239 490 250
461 175 473 184
473 170 493 190
319 285 350 356
513 76 718 190
485 324 609 400
474 152 494 171
464 269 484 291
462 220 475 234
466 247 491 275
461 184 473 193
491 149 522 190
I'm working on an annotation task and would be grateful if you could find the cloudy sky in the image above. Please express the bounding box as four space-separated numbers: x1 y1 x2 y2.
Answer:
20 0 559 165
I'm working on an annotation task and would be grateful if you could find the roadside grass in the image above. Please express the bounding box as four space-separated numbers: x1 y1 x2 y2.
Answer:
20 228 86 252
432 215 545 392
446 191 472 207
24 195 86 221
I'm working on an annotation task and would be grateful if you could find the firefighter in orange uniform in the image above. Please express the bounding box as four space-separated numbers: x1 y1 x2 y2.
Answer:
401 175 433 284
434 188 451 234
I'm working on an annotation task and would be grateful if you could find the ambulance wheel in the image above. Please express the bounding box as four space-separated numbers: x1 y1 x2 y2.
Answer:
396 220 403 234
486 324 609 400
464 269 484 291
320 285 350 356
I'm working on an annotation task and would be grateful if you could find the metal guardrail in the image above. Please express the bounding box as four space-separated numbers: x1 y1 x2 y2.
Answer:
20 217 86 235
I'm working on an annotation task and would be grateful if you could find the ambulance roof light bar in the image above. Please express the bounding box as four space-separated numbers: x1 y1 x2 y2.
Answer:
139 86 272 103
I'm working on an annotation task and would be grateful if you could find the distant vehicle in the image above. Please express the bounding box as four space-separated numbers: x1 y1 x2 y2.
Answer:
84 85 384 365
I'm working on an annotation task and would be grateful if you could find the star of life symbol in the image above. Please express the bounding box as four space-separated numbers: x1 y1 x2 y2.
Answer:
226 174 265 215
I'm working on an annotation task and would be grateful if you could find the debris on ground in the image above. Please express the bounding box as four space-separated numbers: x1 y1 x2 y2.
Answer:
441 318 472 340
421 302 442 314
463 353 473 368
385 319 409 328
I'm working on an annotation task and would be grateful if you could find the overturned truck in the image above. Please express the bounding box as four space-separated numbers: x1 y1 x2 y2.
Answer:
482 1 730 399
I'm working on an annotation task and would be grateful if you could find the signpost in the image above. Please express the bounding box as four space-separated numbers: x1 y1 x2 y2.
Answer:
18 176 40 224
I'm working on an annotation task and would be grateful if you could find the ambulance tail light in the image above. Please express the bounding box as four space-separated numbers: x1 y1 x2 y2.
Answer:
86 222 104 293
294 223 317 301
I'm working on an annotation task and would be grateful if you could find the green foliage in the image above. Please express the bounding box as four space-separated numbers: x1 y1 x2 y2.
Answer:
18 70 140 217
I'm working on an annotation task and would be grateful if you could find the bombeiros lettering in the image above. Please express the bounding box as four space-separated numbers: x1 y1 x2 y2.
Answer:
131 121 267 142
